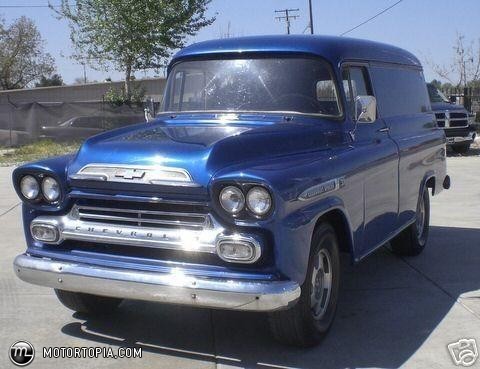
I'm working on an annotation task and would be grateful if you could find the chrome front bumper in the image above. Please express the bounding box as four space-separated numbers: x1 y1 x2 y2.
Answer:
13 254 301 312
446 131 476 145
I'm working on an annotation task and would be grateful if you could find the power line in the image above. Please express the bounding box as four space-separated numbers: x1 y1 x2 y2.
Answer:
340 0 403 36
275 8 300 35
0 3 63 8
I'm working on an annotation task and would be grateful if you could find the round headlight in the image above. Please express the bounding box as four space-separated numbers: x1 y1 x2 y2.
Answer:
246 186 272 216
20 175 40 200
219 186 245 214
42 176 61 202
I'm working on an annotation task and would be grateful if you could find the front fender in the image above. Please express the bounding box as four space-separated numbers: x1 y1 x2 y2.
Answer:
12 154 75 213
276 195 354 285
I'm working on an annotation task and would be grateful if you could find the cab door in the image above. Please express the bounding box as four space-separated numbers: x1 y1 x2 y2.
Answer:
342 65 400 255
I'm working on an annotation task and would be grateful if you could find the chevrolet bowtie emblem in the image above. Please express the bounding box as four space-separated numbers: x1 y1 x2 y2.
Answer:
114 168 146 180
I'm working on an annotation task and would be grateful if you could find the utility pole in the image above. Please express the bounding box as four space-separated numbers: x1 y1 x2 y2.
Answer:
82 63 87 84
275 8 300 35
308 0 314 34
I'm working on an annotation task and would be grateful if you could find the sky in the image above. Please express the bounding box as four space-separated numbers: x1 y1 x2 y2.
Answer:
1 0 479 85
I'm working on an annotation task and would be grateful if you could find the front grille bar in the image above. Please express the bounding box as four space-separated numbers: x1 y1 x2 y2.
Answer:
75 205 211 230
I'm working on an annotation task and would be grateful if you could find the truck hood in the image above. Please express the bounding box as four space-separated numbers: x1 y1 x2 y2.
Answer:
68 115 344 189
431 102 467 112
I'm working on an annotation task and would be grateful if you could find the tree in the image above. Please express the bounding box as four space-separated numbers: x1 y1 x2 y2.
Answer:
429 79 442 90
35 73 64 87
429 33 480 88
52 0 215 99
0 16 55 90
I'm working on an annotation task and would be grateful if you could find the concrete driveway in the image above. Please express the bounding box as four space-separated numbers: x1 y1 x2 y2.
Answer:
1 151 479 369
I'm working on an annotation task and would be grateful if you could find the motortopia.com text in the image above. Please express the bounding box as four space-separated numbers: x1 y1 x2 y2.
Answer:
43 346 142 359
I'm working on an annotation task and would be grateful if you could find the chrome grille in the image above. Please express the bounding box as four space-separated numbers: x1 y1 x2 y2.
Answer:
435 111 468 128
74 204 211 230
435 113 446 127
450 112 466 119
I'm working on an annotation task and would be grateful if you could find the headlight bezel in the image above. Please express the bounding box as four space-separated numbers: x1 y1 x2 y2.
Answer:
216 182 274 220
17 172 63 205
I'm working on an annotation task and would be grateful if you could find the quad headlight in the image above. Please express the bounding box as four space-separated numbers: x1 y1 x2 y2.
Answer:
41 176 61 202
219 184 273 218
20 175 40 200
246 186 272 216
18 174 61 203
219 186 245 214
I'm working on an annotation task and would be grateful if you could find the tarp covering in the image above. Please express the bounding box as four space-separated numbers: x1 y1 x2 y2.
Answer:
0 101 149 146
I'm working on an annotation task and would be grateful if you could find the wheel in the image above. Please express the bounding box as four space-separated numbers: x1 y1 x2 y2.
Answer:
451 144 470 154
54 289 122 314
391 187 430 256
268 223 340 347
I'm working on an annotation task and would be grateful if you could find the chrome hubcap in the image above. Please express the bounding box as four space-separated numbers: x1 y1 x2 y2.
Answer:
310 249 332 320
416 194 426 238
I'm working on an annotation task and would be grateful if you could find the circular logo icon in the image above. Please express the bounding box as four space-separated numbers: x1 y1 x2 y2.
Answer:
9 341 35 366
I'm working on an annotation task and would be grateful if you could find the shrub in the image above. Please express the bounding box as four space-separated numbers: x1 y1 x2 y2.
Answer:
104 84 146 107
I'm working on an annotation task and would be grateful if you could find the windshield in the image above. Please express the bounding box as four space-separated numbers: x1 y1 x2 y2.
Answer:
161 58 341 117
427 84 449 103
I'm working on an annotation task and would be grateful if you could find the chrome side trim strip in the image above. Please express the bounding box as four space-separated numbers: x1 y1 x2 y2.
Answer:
14 254 300 311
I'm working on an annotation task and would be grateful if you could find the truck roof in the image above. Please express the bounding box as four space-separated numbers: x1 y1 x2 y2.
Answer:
170 35 422 70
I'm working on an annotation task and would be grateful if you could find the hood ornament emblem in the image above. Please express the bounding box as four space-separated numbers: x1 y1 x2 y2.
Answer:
70 164 199 187
115 168 146 180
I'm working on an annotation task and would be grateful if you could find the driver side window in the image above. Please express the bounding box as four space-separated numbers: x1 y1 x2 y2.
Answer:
342 66 372 118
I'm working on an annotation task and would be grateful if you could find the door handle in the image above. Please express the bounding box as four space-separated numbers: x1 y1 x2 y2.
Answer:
377 127 390 133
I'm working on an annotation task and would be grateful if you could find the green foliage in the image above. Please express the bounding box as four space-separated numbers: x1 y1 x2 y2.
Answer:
0 16 55 89
104 87 125 106
429 79 442 90
35 73 64 87
467 80 480 89
52 0 215 94
104 83 146 107
131 84 146 105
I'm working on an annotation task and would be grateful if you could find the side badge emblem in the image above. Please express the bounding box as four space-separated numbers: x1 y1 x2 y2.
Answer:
298 177 345 201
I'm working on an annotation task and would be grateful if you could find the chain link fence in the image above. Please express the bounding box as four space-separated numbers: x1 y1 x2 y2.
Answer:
0 101 153 146
0 78 165 147
441 87 480 117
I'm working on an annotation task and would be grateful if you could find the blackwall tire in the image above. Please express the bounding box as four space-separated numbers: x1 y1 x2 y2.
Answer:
451 144 470 154
268 223 340 347
391 187 430 256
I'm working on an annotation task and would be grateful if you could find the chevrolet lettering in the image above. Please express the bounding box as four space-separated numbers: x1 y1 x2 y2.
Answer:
12 36 450 346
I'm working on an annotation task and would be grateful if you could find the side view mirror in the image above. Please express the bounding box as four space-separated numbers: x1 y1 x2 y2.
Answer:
144 97 155 122
355 95 377 123
144 107 153 122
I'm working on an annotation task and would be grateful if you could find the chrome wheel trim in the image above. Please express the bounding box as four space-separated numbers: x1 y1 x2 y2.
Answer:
310 248 333 320
416 193 426 239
